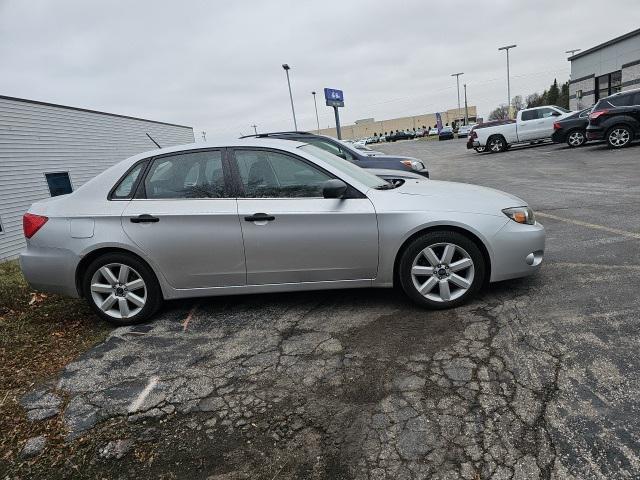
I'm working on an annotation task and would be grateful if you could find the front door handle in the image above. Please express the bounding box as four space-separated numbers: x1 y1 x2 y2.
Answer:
244 213 275 222
130 214 160 223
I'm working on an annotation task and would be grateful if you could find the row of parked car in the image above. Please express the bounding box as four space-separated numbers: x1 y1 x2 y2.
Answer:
467 87 640 153
359 124 470 145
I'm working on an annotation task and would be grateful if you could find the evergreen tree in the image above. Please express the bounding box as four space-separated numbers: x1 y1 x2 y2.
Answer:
547 79 560 105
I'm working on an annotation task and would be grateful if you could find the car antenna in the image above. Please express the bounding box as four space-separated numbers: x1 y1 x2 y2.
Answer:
146 133 162 148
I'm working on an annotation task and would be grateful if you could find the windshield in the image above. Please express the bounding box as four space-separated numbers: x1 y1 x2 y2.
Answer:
298 144 388 189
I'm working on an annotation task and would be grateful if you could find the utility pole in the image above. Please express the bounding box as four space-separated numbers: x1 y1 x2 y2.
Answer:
282 64 298 130
201 131 207 142
251 124 258 135
311 91 320 133
463 84 469 125
498 44 517 118
451 72 464 126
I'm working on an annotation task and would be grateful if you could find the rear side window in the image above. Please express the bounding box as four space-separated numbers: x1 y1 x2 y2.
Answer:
601 94 632 108
521 110 539 121
112 162 145 199
144 150 226 199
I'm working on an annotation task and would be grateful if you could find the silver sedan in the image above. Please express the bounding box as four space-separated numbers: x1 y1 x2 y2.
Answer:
20 138 545 325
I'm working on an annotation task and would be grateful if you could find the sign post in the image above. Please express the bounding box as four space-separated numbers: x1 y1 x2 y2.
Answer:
324 88 344 139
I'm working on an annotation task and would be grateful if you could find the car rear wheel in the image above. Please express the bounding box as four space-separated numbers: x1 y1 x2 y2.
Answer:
606 125 633 148
399 231 485 309
566 129 586 148
83 252 162 326
487 135 507 153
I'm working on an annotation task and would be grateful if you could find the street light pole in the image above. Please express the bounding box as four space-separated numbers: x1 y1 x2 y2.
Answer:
451 72 464 126
463 84 469 125
251 124 258 135
282 64 298 131
311 91 320 133
498 44 517 118
565 49 581 109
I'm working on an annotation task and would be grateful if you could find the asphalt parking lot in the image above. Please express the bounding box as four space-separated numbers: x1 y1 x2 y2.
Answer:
20 139 640 479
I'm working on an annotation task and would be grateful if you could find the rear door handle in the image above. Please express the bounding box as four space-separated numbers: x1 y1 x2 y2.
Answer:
244 213 275 222
130 214 160 223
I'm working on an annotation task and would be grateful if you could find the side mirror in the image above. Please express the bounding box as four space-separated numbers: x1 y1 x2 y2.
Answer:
322 179 348 199
552 111 561 117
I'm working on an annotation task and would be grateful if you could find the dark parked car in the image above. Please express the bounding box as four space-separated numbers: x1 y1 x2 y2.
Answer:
586 88 640 148
241 132 429 177
438 126 454 141
388 130 412 142
551 107 591 147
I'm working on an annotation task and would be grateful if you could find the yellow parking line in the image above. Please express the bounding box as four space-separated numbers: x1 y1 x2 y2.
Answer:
537 212 640 240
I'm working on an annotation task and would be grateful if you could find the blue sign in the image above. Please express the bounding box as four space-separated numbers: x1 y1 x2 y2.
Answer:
324 88 344 107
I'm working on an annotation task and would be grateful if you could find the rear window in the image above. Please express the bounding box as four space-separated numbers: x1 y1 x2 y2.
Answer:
521 110 539 121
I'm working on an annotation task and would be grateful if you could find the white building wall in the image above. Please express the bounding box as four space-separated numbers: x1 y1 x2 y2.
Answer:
0 96 194 261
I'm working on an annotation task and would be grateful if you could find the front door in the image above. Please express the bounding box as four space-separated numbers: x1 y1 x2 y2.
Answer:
121 149 246 289
231 148 379 285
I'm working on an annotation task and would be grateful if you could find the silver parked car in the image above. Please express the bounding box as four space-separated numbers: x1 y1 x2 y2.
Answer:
20 138 545 325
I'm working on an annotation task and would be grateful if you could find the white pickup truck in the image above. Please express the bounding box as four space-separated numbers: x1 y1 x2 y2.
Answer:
472 105 573 153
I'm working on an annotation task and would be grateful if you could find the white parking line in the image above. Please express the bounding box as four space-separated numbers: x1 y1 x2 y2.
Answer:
537 212 640 240
128 376 158 413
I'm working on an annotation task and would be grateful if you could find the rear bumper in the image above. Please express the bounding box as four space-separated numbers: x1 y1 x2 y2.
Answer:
551 130 566 143
489 220 545 283
586 126 605 141
20 246 81 298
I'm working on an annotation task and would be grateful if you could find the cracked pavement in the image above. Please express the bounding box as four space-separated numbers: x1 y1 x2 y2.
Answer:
19 140 640 479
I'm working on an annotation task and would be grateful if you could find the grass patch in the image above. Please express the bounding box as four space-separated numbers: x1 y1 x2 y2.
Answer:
0 260 109 470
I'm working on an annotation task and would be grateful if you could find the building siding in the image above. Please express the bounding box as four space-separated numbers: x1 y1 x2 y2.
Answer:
0 97 194 261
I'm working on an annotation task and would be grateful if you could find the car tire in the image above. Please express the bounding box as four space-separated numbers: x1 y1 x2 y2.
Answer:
487 135 507 153
398 231 486 310
566 129 586 148
606 125 634 149
83 252 163 326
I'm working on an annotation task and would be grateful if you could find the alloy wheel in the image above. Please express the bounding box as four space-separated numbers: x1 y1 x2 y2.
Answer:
411 243 475 303
489 138 503 152
90 263 147 319
568 131 585 147
609 128 630 147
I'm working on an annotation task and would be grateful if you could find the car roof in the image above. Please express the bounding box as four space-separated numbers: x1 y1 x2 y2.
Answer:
602 87 640 99
126 137 309 163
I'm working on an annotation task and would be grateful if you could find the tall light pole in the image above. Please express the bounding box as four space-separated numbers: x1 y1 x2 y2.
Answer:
463 84 469 125
498 44 517 117
566 49 581 109
311 91 320 133
251 124 258 135
282 64 298 131
451 72 464 126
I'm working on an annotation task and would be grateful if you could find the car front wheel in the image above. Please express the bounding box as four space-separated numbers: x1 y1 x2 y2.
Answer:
399 231 485 309
83 252 163 325
487 136 506 153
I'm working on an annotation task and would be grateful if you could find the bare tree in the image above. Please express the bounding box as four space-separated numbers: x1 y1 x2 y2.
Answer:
489 104 509 121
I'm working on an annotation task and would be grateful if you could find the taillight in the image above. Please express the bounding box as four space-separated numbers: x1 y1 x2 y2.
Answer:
23 213 48 239
589 109 609 120
553 122 561 130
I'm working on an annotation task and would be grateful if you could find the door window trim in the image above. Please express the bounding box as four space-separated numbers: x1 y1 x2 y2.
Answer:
228 147 365 200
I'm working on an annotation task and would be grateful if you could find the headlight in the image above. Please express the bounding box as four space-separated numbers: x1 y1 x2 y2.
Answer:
401 160 424 171
502 206 535 225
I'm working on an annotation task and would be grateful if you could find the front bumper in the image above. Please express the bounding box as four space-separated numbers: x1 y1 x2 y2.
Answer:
20 246 81 298
489 220 545 283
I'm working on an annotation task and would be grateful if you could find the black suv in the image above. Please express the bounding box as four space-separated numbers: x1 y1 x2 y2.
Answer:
587 88 640 148
241 132 429 177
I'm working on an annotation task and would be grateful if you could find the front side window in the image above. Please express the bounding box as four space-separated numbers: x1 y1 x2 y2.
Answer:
539 108 558 118
144 150 225 199
235 149 332 198
45 172 73 196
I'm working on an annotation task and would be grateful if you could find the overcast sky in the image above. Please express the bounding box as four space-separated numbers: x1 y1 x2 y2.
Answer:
1 0 639 140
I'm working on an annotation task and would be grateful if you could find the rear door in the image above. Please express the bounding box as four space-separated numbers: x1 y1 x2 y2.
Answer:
121 149 246 289
517 109 541 141
230 147 379 285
